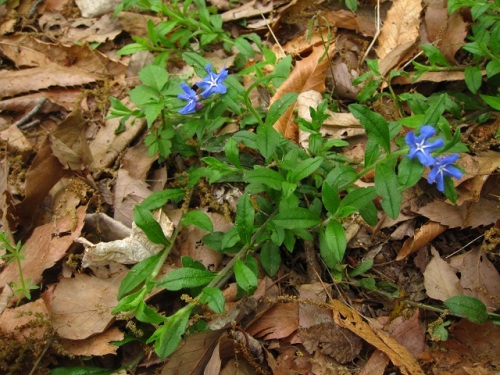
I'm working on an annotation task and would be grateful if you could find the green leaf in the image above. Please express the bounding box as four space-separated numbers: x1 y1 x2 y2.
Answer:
349 104 391 152
50 367 114 375
349 259 374 277
224 137 241 167
260 241 281 277
398 157 425 189
152 305 193 359
181 256 206 270
235 193 254 244
134 206 170 246
271 55 292 87
139 65 169 92
118 252 162 299
116 42 151 55
480 94 500 110
140 189 185 211
234 259 258 294
181 211 213 232
182 52 212 77
265 92 298 127
272 208 320 229
444 295 489 324
322 181 340 215
221 227 241 251
464 66 483 94
420 44 452 67
486 59 500 78
136 301 165 324
339 187 377 214
112 289 145 314
422 94 446 126
287 157 324 183
364 138 382 167
157 268 216 290
234 36 255 57
256 125 281 159
322 220 347 267
375 164 402 219
244 166 284 190
199 287 225 314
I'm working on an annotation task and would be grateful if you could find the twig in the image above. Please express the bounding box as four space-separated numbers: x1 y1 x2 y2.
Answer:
360 0 381 65
13 97 47 129
29 0 45 18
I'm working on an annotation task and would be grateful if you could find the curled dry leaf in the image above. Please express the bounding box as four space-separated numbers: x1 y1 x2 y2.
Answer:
78 210 173 267
330 299 425 375
271 44 336 141
396 221 447 261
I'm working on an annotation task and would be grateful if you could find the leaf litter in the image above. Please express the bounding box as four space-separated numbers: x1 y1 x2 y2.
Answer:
0 0 499 374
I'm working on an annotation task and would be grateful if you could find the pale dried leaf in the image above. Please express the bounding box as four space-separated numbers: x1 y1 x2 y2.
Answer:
0 125 32 156
376 0 422 60
392 70 467 85
396 221 447 261
113 169 152 227
221 0 273 22
272 45 336 141
423 247 463 302
59 327 124 356
74 0 122 18
455 248 500 310
416 198 499 228
48 272 126 340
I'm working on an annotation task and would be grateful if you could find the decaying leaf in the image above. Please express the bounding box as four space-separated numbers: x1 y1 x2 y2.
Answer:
271 44 336 141
423 247 464 302
46 271 126 340
58 327 124 356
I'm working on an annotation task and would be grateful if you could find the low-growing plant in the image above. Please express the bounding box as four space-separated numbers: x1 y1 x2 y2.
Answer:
106 43 493 358
0 232 38 303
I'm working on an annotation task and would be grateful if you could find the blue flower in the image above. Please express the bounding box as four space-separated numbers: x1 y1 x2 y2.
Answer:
197 64 228 98
177 83 199 114
405 125 444 166
427 154 463 192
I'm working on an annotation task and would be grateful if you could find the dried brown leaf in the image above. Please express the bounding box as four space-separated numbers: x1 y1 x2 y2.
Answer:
271 44 335 141
0 206 86 294
0 299 49 340
59 327 124 356
330 299 425 375
246 303 298 340
396 221 447 261
48 272 126 340
376 0 422 74
423 247 464 302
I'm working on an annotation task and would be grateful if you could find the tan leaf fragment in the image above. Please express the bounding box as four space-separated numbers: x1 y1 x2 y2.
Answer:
59 327 124 356
376 0 422 74
423 247 464 302
396 221 447 261
47 272 126 340
246 303 299 340
271 44 336 141
0 206 87 291
451 248 500 310
0 298 50 340
297 90 363 149
330 299 425 375
0 125 32 156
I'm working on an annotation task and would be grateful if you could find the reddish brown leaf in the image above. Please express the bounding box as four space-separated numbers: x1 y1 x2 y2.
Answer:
397 221 447 261
271 44 335 141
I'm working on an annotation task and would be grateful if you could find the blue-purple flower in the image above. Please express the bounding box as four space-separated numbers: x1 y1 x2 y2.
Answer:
177 83 199 114
197 64 228 98
405 125 444 166
427 154 463 192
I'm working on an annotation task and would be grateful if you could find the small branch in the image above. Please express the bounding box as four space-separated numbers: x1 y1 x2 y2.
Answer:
14 98 47 129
